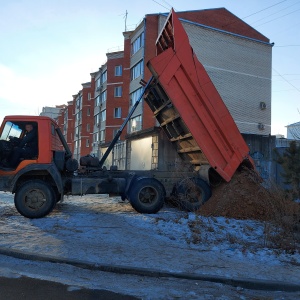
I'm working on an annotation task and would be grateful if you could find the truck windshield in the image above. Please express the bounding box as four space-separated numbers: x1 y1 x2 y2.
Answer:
0 122 22 141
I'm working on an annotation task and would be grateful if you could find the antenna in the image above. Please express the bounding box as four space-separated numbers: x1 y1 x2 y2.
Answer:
124 10 128 31
118 10 128 31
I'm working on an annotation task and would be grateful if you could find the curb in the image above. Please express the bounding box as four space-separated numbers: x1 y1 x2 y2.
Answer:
0 247 299 293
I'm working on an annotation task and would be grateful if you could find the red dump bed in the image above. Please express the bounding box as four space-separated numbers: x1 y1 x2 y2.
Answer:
144 9 254 182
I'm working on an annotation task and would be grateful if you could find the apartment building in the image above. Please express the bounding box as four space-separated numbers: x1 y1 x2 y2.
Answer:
91 50 130 169
63 100 75 154
72 80 95 162
40 105 65 120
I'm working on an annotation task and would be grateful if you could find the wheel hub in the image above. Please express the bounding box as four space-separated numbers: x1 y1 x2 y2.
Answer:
25 190 45 209
139 187 156 204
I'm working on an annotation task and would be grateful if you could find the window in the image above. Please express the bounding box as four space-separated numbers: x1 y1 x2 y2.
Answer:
87 123 90 132
87 108 90 116
76 98 81 109
114 107 121 118
131 32 144 55
129 115 142 133
64 111 68 122
88 92 91 100
130 88 143 106
100 110 106 122
101 70 107 83
115 65 122 76
114 86 122 97
95 95 100 106
86 139 90 147
75 127 79 139
100 130 105 142
78 111 82 123
96 78 101 90
131 60 143 80
100 90 107 103
94 114 100 125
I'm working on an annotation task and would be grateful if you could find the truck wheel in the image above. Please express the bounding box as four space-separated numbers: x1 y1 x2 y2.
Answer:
128 178 165 214
14 180 56 218
175 178 212 212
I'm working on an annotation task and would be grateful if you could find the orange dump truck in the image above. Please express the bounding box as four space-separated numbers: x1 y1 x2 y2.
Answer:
0 10 254 218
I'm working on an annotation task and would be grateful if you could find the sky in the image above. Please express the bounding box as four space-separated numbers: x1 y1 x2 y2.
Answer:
0 191 299 298
0 0 299 136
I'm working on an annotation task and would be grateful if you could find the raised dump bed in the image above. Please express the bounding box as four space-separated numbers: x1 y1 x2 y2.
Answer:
144 9 254 183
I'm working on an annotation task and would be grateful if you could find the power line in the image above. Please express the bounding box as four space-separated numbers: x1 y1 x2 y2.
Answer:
274 45 300 47
273 88 298 92
255 7 300 27
161 0 172 9
273 68 300 93
242 0 288 20
222 0 289 29
249 1 300 25
273 74 300 76
276 20 300 34
151 0 170 10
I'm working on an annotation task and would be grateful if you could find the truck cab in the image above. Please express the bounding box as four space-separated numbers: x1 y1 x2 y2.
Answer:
0 116 75 218
0 115 65 169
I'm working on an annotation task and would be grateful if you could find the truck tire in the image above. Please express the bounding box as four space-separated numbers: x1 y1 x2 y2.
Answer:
14 180 56 218
128 177 165 214
175 177 212 212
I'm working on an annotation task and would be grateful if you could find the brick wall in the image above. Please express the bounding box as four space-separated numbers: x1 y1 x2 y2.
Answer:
105 54 127 142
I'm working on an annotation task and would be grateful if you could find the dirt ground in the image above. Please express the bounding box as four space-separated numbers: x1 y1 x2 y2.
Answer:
199 168 300 223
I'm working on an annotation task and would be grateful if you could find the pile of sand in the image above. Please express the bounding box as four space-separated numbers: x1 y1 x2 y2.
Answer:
199 168 300 222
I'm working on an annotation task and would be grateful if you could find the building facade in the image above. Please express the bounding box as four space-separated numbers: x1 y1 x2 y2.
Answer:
91 50 129 169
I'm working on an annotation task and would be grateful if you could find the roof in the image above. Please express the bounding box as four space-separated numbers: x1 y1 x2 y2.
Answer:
148 8 270 43
286 121 300 127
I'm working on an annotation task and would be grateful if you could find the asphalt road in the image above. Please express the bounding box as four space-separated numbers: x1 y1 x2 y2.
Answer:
0 276 139 300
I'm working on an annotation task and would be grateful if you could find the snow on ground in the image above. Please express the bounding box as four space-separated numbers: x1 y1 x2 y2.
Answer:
0 191 300 299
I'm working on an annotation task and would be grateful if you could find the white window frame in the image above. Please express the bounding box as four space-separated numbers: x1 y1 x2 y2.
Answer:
131 32 144 55
114 107 121 118
100 90 107 103
115 65 122 76
130 87 143 106
101 70 107 83
129 115 142 133
114 86 122 97
100 110 106 122
131 60 143 80
100 130 105 142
